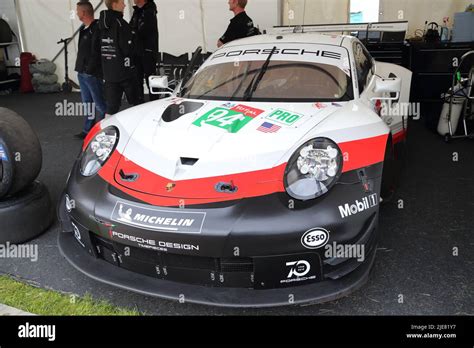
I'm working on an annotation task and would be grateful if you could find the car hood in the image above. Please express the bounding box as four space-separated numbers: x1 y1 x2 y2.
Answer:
110 98 344 199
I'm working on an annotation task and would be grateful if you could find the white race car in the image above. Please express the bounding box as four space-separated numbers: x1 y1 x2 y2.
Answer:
59 32 412 307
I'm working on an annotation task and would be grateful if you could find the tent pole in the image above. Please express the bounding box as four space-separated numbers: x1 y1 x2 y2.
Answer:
199 0 207 53
277 0 283 26
13 0 25 52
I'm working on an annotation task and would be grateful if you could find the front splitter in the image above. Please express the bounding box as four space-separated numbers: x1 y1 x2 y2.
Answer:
58 231 376 308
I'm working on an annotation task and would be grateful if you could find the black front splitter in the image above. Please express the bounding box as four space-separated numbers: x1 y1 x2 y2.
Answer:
58 231 376 308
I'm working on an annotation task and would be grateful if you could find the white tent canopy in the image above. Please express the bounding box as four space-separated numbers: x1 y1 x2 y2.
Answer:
6 0 280 84
1 0 471 84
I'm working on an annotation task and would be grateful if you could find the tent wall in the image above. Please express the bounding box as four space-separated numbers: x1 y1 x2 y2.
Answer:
0 0 19 39
0 0 21 74
281 0 471 39
158 0 280 56
14 0 280 84
282 0 350 26
7 0 471 85
15 0 121 85
379 0 472 38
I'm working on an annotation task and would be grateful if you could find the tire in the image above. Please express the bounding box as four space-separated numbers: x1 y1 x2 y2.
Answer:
381 138 395 202
0 107 42 198
0 181 53 244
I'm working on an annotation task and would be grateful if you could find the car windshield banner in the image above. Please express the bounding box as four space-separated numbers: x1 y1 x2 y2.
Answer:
204 43 351 76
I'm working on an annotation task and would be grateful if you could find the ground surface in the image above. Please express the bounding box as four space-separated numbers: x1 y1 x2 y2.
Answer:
0 93 472 315
0 275 139 315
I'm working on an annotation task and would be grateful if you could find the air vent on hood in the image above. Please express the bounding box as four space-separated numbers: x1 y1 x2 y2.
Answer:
180 157 199 166
162 101 204 122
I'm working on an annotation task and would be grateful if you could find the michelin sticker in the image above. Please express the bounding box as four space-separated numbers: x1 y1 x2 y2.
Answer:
0 144 8 162
301 228 330 249
193 104 264 133
111 201 206 233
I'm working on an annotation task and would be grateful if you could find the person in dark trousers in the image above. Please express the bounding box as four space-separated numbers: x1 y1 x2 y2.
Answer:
217 0 260 48
99 0 140 115
130 0 159 103
74 1 106 139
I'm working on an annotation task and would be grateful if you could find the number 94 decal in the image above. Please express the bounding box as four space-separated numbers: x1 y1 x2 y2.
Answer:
193 104 264 133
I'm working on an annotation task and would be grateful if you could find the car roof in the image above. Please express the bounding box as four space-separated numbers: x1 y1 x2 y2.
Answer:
221 33 354 48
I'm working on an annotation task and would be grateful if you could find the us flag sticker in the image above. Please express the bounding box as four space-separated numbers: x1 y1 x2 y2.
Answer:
257 122 281 133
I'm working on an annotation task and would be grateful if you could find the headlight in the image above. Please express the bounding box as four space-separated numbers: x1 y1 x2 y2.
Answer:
80 126 119 177
284 138 342 201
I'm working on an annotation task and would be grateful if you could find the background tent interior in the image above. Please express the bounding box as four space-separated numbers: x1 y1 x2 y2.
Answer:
0 0 472 86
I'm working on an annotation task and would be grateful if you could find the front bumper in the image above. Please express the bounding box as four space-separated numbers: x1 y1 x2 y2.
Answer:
58 229 376 308
58 162 382 307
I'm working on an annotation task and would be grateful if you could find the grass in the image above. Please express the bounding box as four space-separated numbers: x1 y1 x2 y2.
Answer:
0 275 141 315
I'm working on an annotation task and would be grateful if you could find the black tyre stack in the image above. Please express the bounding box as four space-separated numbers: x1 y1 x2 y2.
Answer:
0 107 53 244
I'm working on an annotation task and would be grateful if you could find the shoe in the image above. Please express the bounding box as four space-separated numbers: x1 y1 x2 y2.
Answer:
74 132 87 139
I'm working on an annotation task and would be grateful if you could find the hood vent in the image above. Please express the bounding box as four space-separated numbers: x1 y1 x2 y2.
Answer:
162 101 204 123
180 157 199 166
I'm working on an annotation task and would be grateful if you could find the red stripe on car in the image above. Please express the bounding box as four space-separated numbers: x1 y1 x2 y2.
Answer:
392 129 407 144
339 134 388 173
97 134 387 206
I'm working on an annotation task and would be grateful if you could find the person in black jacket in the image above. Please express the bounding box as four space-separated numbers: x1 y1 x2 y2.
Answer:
131 0 159 102
99 0 140 115
74 1 106 139
217 0 260 48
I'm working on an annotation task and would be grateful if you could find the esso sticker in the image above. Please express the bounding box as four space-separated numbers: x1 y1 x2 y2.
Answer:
301 228 330 249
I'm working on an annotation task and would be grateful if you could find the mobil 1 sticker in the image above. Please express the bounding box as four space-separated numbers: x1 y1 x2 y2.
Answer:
111 201 206 233
253 253 321 289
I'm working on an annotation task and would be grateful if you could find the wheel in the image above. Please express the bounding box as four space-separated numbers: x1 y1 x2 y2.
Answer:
0 108 42 198
0 181 53 244
381 138 395 202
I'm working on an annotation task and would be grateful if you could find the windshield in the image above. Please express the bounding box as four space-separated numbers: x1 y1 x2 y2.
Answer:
181 60 353 102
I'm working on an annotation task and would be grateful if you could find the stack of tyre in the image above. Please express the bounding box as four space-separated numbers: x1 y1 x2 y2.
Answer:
0 108 53 244
30 59 61 94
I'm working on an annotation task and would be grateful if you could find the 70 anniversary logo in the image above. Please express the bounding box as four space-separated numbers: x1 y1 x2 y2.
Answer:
193 104 303 133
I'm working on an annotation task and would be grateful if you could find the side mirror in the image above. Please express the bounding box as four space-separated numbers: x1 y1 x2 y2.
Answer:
372 77 401 101
149 76 172 96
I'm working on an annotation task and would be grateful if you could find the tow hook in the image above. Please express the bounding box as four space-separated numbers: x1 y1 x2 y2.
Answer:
215 181 238 193
119 169 139 182
358 169 373 193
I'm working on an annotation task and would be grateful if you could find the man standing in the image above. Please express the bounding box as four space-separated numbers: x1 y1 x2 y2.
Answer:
217 0 260 48
131 0 159 103
99 0 140 115
74 1 106 139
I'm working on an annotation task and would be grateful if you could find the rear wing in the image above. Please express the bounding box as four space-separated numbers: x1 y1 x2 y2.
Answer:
268 21 408 41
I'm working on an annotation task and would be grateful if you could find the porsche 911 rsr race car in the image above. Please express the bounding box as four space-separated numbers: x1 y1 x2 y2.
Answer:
58 32 412 307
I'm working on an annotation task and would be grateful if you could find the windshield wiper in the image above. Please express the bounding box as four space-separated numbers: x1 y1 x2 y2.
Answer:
229 63 252 100
243 46 277 101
